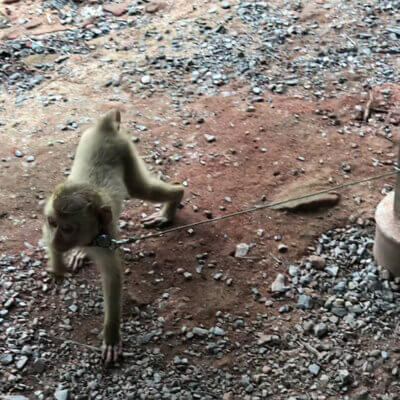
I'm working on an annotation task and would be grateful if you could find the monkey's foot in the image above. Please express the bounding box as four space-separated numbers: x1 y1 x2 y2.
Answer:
102 341 122 365
141 212 170 228
46 265 67 280
68 249 90 272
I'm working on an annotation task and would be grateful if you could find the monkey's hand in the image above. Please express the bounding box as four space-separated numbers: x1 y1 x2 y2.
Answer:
68 249 90 272
102 323 122 365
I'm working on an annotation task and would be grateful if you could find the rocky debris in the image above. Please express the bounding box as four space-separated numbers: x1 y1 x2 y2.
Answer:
1 0 400 100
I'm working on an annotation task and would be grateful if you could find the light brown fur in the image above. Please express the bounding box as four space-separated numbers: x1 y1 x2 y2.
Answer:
43 110 184 364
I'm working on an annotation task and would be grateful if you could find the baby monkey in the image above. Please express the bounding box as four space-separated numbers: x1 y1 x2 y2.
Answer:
43 110 184 364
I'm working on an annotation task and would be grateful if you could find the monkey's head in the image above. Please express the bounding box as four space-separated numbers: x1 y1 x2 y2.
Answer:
44 183 113 252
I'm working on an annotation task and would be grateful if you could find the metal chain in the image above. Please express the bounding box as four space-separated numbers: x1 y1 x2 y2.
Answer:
91 168 399 250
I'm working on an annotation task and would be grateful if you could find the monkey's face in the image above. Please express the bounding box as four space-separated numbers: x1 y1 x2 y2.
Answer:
46 211 99 252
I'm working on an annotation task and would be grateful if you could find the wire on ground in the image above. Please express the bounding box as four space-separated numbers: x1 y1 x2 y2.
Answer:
114 168 399 247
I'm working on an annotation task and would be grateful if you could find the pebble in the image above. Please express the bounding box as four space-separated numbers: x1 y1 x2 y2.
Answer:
309 255 326 269
325 265 339 277
297 294 313 310
204 134 216 143
16 356 28 370
141 75 151 84
183 271 193 280
192 327 208 337
0 354 13 365
235 243 249 257
313 323 328 338
55 389 70 400
33 358 46 373
308 364 320 375
271 273 289 293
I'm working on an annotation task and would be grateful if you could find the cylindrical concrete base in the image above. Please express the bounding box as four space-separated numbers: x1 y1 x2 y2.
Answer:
374 191 400 276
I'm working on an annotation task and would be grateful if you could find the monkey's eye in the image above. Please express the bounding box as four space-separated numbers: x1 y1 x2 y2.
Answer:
48 217 57 228
60 224 74 234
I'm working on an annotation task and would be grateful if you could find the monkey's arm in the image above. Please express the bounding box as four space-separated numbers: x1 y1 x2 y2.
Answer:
122 143 184 227
87 247 122 364
42 224 67 277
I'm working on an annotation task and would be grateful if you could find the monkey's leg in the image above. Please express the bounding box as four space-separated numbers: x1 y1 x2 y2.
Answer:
139 181 184 228
68 248 90 272
123 146 184 227
89 248 122 364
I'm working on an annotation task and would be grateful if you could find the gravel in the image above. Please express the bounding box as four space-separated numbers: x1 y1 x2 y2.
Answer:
3 222 397 398
2 0 400 100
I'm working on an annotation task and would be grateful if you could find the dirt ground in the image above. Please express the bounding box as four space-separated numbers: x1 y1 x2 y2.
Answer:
1 0 400 398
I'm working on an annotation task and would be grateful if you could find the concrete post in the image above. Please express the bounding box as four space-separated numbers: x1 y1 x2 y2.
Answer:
394 146 400 218
374 143 400 276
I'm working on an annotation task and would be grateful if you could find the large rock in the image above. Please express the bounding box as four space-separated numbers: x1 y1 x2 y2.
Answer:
272 178 340 212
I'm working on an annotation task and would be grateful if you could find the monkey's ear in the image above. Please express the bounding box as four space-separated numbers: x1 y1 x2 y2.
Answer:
98 110 121 133
98 205 113 231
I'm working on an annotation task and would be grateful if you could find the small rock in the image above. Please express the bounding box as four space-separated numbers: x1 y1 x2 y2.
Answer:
309 255 326 269
141 75 151 84
192 327 208 337
325 265 339 277
55 389 70 400
214 272 223 280
309 364 320 375
145 2 166 13
103 3 128 16
211 327 225 336
297 294 313 309
235 243 249 257
355 388 370 400
337 369 352 386
313 323 328 338
183 272 193 280
0 353 13 365
342 162 352 173
16 356 28 370
33 358 46 373
271 274 289 293
204 134 216 143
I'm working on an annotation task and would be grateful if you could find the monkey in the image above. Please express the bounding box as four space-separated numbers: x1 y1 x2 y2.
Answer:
43 110 184 364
